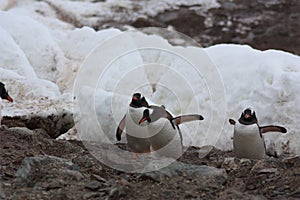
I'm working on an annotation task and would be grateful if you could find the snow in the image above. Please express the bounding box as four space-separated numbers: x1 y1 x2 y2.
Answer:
0 1 299 157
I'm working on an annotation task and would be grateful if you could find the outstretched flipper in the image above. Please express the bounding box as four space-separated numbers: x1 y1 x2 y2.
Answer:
260 125 287 134
229 119 236 125
173 114 204 126
116 115 126 141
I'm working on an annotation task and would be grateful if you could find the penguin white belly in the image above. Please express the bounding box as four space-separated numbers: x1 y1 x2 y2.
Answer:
0 99 2 125
233 123 265 159
125 107 150 153
148 118 182 159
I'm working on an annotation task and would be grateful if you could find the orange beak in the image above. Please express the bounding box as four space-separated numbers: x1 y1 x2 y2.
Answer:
6 95 13 102
244 114 251 119
139 117 148 124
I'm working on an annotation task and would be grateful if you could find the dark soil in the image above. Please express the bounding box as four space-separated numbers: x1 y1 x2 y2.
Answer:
130 0 300 55
0 124 299 200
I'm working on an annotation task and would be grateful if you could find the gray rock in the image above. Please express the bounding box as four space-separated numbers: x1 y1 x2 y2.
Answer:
139 160 227 182
84 181 102 191
3 111 74 138
106 186 127 200
8 127 35 136
15 155 82 187
92 174 108 183
0 176 5 199
223 189 267 200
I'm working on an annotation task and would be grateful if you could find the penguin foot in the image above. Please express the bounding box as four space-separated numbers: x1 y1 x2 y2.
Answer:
132 152 138 159
131 149 150 159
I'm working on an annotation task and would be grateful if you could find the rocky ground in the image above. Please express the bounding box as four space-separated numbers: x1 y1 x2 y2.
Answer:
46 0 300 55
1 124 299 200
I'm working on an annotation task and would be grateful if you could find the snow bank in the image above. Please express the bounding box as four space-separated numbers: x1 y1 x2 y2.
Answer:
205 44 300 155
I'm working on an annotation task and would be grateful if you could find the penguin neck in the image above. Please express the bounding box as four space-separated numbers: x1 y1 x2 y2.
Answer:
238 118 258 126
128 106 145 125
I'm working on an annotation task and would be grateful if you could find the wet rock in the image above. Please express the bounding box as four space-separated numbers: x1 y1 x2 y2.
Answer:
140 160 227 182
15 155 83 187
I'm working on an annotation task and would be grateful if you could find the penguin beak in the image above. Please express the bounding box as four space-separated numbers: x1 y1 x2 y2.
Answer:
244 114 251 119
133 96 139 101
139 117 148 124
6 95 13 102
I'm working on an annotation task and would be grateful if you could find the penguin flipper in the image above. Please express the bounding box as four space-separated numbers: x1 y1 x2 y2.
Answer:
116 115 126 141
173 114 204 125
229 119 236 125
260 125 287 134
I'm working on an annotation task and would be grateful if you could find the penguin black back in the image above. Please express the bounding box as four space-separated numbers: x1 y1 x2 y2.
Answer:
0 82 13 102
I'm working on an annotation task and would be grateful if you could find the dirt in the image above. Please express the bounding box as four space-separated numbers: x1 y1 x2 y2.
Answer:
0 123 299 200
149 0 300 55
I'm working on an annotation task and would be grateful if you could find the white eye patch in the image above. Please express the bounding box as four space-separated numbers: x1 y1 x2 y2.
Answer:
243 107 255 115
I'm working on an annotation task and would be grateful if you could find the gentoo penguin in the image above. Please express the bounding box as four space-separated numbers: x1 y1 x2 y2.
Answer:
139 107 204 159
0 82 13 126
116 93 151 158
229 108 287 159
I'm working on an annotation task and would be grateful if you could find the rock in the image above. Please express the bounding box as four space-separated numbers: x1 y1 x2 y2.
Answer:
258 168 277 174
8 126 35 136
222 157 256 169
282 155 300 167
198 145 215 158
222 189 268 200
92 174 108 183
15 155 82 187
139 160 227 183
56 125 77 140
8 127 50 138
250 160 278 174
46 180 65 191
83 192 102 199
222 157 239 171
0 177 5 199
84 181 102 191
106 186 127 200
3 111 74 138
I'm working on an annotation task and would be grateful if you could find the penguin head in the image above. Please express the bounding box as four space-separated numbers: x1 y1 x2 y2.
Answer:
130 93 149 108
139 109 151 125
239 108 257 125
0 82 13 102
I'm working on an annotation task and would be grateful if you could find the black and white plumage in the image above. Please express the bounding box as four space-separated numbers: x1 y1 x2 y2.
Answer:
116 93 151 157
116 93 204 159
229 108 287 159
139 106 204 159
0 82 13 126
